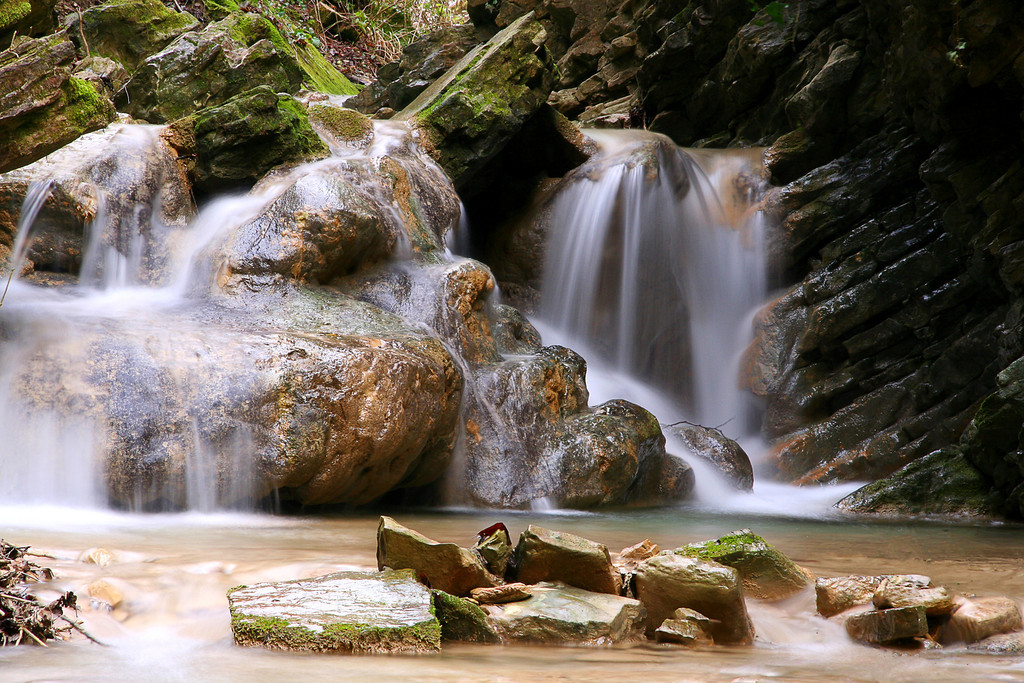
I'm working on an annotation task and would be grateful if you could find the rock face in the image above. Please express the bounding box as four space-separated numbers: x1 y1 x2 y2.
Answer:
678 530 812 601
485 581 645 644
667 423 754 491
121 14 304 123
376 516 501 596
512 525 620 595
398 12 555 197
228 569 441 653
633 552 755 645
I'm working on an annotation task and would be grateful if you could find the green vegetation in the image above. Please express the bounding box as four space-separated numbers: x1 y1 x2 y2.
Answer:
0 0 30 30
748 0 787 25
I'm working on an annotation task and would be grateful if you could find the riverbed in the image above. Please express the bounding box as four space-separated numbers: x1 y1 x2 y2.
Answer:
2 504 1023 682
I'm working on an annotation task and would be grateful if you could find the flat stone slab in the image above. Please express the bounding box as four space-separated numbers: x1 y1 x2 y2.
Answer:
844 605 928 644
228 568 440 653
486 581 645 645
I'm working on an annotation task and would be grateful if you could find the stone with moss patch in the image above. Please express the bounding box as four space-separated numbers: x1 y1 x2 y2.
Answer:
677 529 812 601
308 104 373 148
294 41 359 95
64 0 199 71
228 568 441 653
431 590 500 643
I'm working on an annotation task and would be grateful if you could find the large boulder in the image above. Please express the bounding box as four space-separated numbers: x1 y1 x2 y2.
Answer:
844 606 929 645
872 576 955 617
398 11 555 197
63 0 199 71
228 569 441 653
0 33 116 172
121 13 304 123
485 581 645 644
376 516 501 596
943 596 1023 644
677 529 812 601
511 525 620 595
667 423 754 491
180 86 328 193
633 552 755 645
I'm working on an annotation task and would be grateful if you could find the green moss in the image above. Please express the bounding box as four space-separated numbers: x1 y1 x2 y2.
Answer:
228 13 291 54
0 0 30 30
431 590 500 643
231 612 441 653
203 0 239 20
294 41 359 96
64 78 113 128
308 105 372 141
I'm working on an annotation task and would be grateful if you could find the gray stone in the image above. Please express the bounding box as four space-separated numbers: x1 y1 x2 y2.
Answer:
967 631 1024 654
228 569 440 653
512 525 620 595
486 581 645 644
844 606 928 645
63 0 199 71
667 423 754 491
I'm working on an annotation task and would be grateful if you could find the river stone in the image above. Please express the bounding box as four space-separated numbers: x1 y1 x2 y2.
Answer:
678 530 812 601
486 581 645 645
431 590 500 643
616 539 659 569
63 0 199 71
844 606 928 645
512 525 620 595
943 597 1023 644
872 577 955 616
183 86 328 193
816 575 885 617
666 423 754 491
967 631 1024 654
654 607 714 646
122 13 304 123
634 552 754 644
471 583 531 604
228 569 440 653
377 516 501 596
473 524 512 577
398 11 555 197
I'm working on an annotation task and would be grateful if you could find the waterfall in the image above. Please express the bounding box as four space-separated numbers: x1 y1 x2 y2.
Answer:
537 130 768 432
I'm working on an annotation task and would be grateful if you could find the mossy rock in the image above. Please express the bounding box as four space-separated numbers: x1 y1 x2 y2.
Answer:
294 41 359 96
186 85 327 192
308 104 373 147
64 0 199 71
677 529 812 601
228 569 441 653
431 590 500 643
1 0 54 45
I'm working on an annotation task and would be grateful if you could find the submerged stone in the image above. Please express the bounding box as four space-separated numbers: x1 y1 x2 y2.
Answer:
678 529 812 601
228 568 440 653
512 525 620 595
486 581 645 645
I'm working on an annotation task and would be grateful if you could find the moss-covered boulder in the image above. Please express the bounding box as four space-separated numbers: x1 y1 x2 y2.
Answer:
293 41 359 96
677 529 813 601
121 13 303 123
0 0 55 47
511 525 620 595
308 104 374 149
228 569 441 653
431 590 500 643
181 86 327 193
64 0 199 71
397 11 555 197
0 32 116 172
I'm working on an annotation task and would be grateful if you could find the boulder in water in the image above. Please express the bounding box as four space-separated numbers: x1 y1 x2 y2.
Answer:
967 631 1024 654
633 552 754 644
485 581 646 644
816 575 884 617
872 576 955 616
376 516 501 596
431 590 501 643
511 525 620 595
654 607 715 646
942 596 1023 644
677 529 813 601
844 605 928 645
63 0 199 71
666 423 754 491
473 523 512 577
228 569 441 653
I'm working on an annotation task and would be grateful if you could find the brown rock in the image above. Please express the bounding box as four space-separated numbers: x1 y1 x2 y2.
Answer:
512 525 620 595
845 606 928 644
470 583 531 604
616 539 659 568
654 607 715 646
943 596 1023 643
816 575 884 617
872 576 955 616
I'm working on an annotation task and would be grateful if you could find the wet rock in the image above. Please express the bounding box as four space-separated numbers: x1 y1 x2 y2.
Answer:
122 13 304 123
63 0 199 71
616 539 659 569
872 577 955 616
491 303 542 355
399 12 555 197
634 552 754 645
228 568 441 653
473 523 512 577
86 579 123 608
183 86 327 193
486 581 645 644
376 516 501 596
844 605 928 645
816 575 883 617
512 525 619 595
79 548 113 566
0 33 116 173
431 590 500 643
307 105 374 151
678 530 812 601
667 423 754 491
654 607 714 646
943 596 1023 644
967 631 1024 654
72 56 130 100
0 122 192 276
470 583 531 604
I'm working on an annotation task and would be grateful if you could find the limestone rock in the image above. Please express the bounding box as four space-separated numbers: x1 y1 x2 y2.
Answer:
185 86 328 193
654 607 714 646
399 12 555 197
816 575 883 617
512 525 620 595
486 581 645 644
872 576 955 616
432 590 500 643
844 606 928 645
122 13 304 123
64 0 199 71
667 423 754 491
943 596 1023 644
376 516 501 596
634 552 754 645
679 530 812 601
228 569 441 653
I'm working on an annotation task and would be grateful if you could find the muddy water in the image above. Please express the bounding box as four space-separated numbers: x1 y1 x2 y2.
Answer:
2 507 1023 682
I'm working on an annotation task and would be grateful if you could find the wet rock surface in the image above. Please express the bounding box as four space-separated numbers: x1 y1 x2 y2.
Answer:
667 423 754 491
844 605 929 645
678 529 812 601
512 525 620 595
944 596 1023 644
